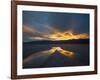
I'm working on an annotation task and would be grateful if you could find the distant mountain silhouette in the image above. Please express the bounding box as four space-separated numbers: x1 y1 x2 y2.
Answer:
23 39 89 45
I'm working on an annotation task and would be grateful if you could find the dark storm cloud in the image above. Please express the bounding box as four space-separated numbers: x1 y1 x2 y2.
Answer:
23 11 89 42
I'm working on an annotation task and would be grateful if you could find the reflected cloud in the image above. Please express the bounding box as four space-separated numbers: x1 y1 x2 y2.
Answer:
23 47 75 65
23 50 51 64
48 47 74 57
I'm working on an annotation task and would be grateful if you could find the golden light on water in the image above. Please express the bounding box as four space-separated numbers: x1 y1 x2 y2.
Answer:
48 47 74 57
48 31 89 40
24 47 74 64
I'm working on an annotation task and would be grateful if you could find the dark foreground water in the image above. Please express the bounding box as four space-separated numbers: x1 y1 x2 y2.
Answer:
23 43 89 69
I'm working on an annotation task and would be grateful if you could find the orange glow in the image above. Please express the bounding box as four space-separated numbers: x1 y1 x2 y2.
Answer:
49 31 89 40
48 47 74 57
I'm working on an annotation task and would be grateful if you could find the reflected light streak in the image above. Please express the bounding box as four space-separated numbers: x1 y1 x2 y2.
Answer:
48 47 74 57
24 47 75 64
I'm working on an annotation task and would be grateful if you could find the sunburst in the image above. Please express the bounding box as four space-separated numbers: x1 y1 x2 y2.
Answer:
48 31 89 41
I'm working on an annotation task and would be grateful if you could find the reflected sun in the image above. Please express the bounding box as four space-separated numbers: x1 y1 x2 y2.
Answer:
48 47 74 58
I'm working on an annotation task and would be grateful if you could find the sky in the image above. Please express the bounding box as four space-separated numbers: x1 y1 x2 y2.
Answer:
23 11 89 42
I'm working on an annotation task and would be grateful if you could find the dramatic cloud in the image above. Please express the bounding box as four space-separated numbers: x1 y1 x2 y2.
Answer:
43 25 60 33
29 37 47 40
48 31 89 40
23 11 89 42
23 25 35 33
23 25 52 41
23 24 89 41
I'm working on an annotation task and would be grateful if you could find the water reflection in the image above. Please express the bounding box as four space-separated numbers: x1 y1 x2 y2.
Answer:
48 47 74 57
23 44 89 68
23 47 75 68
